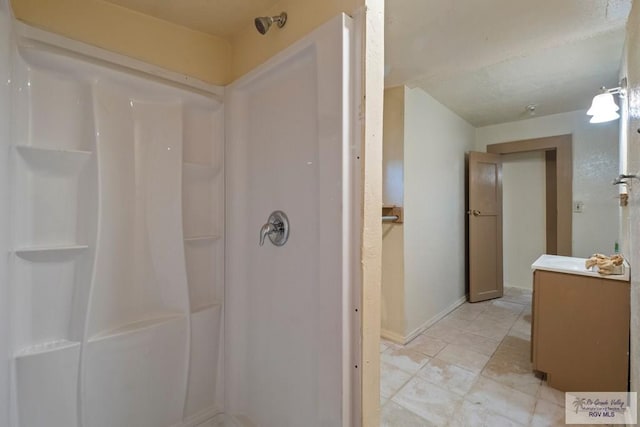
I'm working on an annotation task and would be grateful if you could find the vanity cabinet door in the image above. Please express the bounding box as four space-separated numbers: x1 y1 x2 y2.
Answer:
532 270 630 391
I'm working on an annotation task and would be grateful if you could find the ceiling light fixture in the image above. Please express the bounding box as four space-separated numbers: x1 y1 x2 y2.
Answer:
586 78 627 123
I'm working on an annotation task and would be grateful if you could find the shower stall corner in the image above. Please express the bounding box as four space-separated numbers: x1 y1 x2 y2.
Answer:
1 10 360 427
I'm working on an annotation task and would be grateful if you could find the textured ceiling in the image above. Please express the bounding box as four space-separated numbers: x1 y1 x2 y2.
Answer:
106 0 631 126
104 0 281 37
386 0 632 126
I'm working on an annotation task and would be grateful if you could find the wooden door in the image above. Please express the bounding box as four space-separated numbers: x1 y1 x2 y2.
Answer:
468 152 503 302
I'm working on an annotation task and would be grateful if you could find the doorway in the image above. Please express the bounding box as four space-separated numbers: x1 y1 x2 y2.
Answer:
487 134 573 257
502 151 547 289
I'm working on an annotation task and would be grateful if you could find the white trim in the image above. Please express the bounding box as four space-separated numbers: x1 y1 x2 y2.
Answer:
13 21 224 100
381 296 467 345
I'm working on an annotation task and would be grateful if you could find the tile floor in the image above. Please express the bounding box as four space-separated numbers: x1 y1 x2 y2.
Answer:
380 287 606 427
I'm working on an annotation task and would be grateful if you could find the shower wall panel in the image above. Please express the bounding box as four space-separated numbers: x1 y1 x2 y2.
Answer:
8 40 224 427
225 15 357 427
0 1 10 425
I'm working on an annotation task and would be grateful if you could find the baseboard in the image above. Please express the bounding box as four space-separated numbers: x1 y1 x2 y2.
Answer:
381 295 467 345
380 328 405 344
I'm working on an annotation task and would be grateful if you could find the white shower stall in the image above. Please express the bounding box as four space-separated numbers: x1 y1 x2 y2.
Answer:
0 4 360 426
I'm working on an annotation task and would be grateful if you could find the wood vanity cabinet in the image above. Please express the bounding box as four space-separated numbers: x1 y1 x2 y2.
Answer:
531 269 630 392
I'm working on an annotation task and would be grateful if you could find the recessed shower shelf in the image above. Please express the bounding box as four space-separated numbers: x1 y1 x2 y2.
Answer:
88 314 185 343
15 244 89 257
15 144 92 172
184 235 221 242
15 145 93 157
191 301 222 314
15 339 80 358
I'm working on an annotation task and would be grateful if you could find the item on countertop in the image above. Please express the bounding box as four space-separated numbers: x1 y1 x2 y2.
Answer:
585 253 624 275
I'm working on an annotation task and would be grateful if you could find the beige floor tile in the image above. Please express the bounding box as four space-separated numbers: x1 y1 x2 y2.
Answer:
448 400 526 427
465 315 513 340
382 339 402 351
499 335 531 355
447 303 487 321
482 308 521 323
436 344 490 374
504 287 531 296
423 322 465 342
382 347 430 374
447 330 501 356
501 294 533 306
530 399 566 427
481 348 541 397
417 357 478 396
466 376 536 425
392 377 463 426
377 291 589 427
381 401 436 427
492 300 526 314
380 361 412 399
480 312 520 329
405 334 448 357
509 314 532 337
538 382 566 407
506 328 531 341
470 299 495 307
518 311 532 322
481 336 539 398
435 316 474 331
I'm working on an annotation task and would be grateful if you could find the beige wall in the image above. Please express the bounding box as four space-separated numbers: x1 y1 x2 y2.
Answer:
10 0 365 85
11 0 231 84
381 86 405 340
620 0 640 412
381 86 475 343
383 87 405 206
403 87 475 338
229 0 362 80
476 110 619 258
501 152 546 290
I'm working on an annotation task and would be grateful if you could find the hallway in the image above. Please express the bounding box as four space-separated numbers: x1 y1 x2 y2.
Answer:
380 288 577 426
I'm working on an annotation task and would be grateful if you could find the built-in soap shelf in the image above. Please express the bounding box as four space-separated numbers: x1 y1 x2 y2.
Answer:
14 244 89 258
15 145 93 156
184 235 221 243
15 339 81 358
88 313 185 342
191 301 222 315
15 144 92 170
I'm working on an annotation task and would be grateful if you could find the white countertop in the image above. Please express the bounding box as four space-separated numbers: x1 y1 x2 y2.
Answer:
531 254 630 282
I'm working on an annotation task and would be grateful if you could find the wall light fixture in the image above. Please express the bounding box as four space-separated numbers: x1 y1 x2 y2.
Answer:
587 78 627 123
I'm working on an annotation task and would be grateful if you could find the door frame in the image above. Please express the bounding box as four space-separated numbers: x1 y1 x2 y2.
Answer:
486 134 572 256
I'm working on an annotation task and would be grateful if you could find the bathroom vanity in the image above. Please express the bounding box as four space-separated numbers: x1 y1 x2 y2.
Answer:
531 255 630 392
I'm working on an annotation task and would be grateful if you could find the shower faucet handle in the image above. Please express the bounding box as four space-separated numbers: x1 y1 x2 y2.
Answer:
259 223 277 246
259 211 290 247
